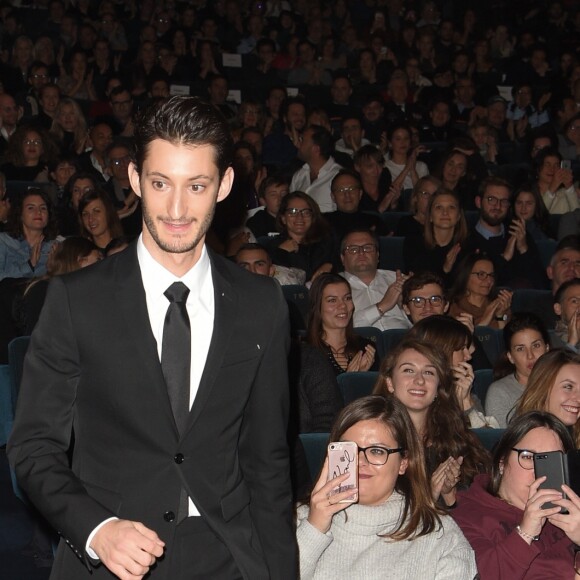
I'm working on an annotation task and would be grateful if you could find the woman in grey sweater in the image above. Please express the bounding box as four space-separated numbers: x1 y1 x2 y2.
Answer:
296 395 477 579
485 313 550 427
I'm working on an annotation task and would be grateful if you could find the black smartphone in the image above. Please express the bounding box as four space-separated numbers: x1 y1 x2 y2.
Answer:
534 451 568 513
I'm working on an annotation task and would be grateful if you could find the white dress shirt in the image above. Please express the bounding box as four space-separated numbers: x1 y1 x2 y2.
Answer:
342 270 412 331
86 238 214 556
290 157 342 213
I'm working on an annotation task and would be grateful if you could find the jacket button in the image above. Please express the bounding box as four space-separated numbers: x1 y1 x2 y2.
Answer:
163 511 175 522
174 453 184 464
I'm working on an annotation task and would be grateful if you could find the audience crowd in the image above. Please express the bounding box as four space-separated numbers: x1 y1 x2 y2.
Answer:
3 0 580 577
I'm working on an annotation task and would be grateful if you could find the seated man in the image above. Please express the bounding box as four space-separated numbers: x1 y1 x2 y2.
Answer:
340 229 412 330
334 115 370 161
552 278 580 352
402 271 491 370
234 243 275 277
463 176 546 289
246 175 289 238
324 170 385 242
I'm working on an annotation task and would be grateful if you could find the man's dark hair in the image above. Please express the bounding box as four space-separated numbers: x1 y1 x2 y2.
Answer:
258 173 288 198
109 85 132 102
235 242 271 261
554 277 580 306
340 228 379 254
402 271 446 304
133 96 234 179
478 175 511 199
308 124 334 160
280 95 306 121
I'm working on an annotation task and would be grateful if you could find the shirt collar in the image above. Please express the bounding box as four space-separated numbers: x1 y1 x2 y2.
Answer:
137 235 212 305
475 219 504 240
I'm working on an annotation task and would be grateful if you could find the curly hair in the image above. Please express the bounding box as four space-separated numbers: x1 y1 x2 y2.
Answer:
7 187 58 241
3 125 59 167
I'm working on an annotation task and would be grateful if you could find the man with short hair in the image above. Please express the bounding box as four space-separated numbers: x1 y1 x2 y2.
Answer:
0 93 20 160
334 115 370 159
340 229 412 330
109 85 134 136
246 175 289 238
464 176 546 288
552 278 580 351
235 243 275 277
8 96 295 579
79 122 114 182
290 124 342 213
324 170 384 240
327 74 356 136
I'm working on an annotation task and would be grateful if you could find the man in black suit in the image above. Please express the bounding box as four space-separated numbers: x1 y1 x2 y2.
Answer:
8 97 296 580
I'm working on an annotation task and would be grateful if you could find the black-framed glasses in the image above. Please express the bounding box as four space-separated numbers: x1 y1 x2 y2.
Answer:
333 185 360 194
359 446 403 466
343 244 377 255
511 448 534 470
408 295 443 308
485 195 510 208
285 208 313 217
471 271 495 280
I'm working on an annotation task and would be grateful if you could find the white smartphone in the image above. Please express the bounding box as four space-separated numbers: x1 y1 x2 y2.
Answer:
327 441 358 503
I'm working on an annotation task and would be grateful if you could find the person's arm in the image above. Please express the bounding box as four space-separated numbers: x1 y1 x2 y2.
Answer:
296 505 334 580
7 277 117 568
433 518 478 580
239 280 297 578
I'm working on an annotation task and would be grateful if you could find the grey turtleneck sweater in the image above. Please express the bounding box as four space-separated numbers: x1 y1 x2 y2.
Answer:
296 491 477 579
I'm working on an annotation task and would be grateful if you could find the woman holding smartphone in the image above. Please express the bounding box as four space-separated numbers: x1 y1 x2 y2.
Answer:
297 395 477 579
452 411 580 579
373 339 490 507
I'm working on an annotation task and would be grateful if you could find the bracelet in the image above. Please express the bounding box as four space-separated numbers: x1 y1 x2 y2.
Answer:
516 525 539 542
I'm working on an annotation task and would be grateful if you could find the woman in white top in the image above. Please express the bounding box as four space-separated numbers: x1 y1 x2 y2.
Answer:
384 121 429 195
534 147 579 215
296 395 477 580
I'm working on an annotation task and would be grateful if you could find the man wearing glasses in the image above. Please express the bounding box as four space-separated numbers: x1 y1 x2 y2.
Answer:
465 176 546 288
340 229 412 330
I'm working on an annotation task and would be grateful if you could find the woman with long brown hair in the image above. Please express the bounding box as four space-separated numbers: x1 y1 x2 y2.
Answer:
297 395 477 578
374 338 490 507
306 273 376 375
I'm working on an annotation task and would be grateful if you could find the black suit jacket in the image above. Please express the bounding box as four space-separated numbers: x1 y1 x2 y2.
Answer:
8 243 296 579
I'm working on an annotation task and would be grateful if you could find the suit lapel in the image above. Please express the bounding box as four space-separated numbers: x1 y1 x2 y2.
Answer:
186 252 237 431
114 244 179 434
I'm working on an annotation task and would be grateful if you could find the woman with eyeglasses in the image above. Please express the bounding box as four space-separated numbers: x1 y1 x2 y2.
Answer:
268 191 333 283
403 189 469 281
394 176 441 237
297 395 477 579
1 126 58 182
513 349 580 447
306 273 376 375
373 338 490 508
485 313 551 428
449 252 513 329
452 411 580 579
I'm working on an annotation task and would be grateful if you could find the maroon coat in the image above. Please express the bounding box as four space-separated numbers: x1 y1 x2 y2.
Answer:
452 474 576 580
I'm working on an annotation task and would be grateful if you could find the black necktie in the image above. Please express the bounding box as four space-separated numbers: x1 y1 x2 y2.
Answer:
162 282 191 435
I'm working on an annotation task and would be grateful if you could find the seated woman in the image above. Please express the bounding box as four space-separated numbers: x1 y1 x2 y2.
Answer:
306 273 376 376
353 145 394 213
407 315 499 428
383 121 429 198
56 171 99 236
449 252 513 329
485 313 551 428
452 411 580 579
0 188 57 282
78 189 124 254
50 97 89 156
297 395 477 579
267 192 333 283
20 236 101 334
394 175 441 237
0 125 58 182
533 147 579 215
512 183 554 242
514 348 580 447
403 188 468 280
374 338 490 507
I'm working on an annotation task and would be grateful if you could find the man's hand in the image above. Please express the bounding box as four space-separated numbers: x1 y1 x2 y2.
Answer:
91 519 165 580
